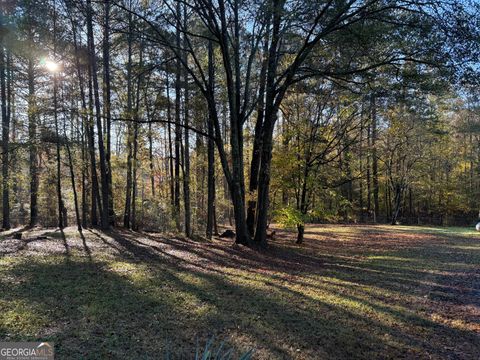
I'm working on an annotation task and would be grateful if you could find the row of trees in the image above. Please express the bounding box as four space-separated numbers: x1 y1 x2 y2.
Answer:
272 78 480 242
0 0 478 246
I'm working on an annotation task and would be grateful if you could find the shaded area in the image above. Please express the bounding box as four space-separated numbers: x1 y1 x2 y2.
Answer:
0 225 479 359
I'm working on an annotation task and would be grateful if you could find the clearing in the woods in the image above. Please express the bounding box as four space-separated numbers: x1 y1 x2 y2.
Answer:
0 225 479 359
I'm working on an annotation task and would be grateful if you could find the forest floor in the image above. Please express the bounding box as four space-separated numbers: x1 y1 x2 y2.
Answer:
0 224 479 359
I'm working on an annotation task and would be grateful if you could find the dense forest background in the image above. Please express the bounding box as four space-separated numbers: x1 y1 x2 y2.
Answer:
0 0 479 245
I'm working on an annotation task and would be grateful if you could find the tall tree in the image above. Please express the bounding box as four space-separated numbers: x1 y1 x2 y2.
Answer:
86 0 109 229
206 40 215 239
182 3 191 237
52 3 65 228
103 0 114 225
173 0 182 232
0 27 9 230
123 1 134 228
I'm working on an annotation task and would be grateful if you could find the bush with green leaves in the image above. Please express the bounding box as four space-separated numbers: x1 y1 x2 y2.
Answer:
274 207 306 229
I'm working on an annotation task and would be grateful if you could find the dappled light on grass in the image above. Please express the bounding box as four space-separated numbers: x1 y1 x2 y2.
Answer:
0 225 479 359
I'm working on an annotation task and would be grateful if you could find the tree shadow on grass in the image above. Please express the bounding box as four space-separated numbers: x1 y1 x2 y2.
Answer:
111 229 325 274
0 257 364 359
100 229 475 303
0 253 441 360
2 226 479 359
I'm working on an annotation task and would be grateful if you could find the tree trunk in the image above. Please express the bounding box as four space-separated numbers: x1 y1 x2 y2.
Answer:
182 3 191 237
206 41 215 239
53 70 65 229
359 109 364 222
228 102 250 245
103 0 114 226
246 33 269 237
27 56 38 227
206 123 215 239
148 121 155 197
52 9 65 229
88 65 101 226
131 121 138 230
386 177 391 220
81 127 87 228
391 184 403 225
254 0 283 246
131 45 143 231
174 4 182 232
65 109 81 232
166 73 175 208
0 41 10 230
70 14 90 228
86 0 109 229
6 52 17 224
296 224 305 244
124 123 133 228
296 163 309 245
371 94 379 222
123 9 134 228
213 204 219 235
366 122 371 215
253 111 275 246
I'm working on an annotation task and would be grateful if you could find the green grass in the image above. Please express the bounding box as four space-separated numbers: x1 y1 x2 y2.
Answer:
0 225 479 359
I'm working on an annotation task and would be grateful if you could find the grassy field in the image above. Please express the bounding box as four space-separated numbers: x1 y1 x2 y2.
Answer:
0 225 479 359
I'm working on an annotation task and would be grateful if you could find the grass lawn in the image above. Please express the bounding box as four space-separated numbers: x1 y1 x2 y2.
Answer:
0 225 479 359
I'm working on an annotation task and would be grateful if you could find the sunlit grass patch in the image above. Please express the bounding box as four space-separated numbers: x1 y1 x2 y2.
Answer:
375 225 480 238
366 255 422 262
0 300 50 338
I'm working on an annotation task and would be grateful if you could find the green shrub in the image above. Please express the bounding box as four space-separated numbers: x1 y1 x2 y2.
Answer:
274 207 305 229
